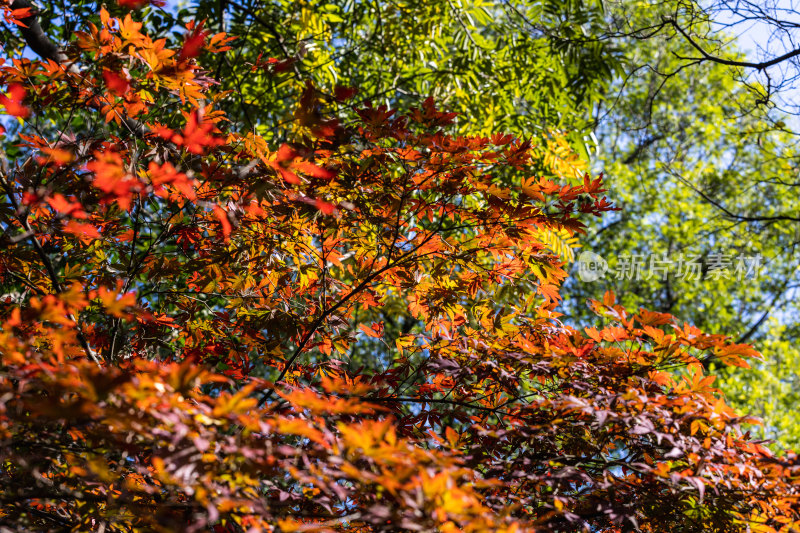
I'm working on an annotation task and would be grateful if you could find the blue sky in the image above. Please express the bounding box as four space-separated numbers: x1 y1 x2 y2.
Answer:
711 0 800 120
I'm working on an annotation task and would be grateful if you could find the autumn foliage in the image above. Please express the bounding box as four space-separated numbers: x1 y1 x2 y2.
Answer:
1 3 800 532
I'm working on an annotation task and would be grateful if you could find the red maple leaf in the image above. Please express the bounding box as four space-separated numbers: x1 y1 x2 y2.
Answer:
334 86 358 102
63 221 101 244
314 198 336 215
148 161 196 200
87 150 142 210
103 69 130 96
180 22 207 61
0 83 30 118
212 205 232 241
47 194 87 219
269 144 335 184
3 6 32 27
160 111 225 154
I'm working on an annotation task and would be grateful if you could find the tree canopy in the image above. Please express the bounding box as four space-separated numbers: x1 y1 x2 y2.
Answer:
2 0 800 531
560 0 800 449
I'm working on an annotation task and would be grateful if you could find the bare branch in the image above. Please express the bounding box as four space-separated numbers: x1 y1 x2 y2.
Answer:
667 16 800 71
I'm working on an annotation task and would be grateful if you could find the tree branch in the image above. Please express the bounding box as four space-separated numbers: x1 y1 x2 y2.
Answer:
668 17 800 71
11 0 72 65
0 173 101 364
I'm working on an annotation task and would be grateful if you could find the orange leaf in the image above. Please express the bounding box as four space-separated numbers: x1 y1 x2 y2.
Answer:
97 286 137 318
213 205 232 241
87 150 141 210
64 220 100 244
147 161 196 200
359 322 384 338
48 194 87 218
38 146 74 166
445 426 459 448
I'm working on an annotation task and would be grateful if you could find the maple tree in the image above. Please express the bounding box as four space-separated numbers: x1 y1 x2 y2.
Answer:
184 0 800 448
2 2 800 532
